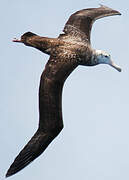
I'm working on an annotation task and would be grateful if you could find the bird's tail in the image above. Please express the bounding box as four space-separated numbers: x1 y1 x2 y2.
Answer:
6 129 59 177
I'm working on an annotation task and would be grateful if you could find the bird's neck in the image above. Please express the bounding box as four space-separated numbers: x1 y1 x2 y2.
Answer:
90 49 102 66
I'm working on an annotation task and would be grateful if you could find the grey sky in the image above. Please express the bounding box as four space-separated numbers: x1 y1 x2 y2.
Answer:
1 0 129 180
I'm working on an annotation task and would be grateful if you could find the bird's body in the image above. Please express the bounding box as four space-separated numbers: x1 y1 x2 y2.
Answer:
6 5 121 177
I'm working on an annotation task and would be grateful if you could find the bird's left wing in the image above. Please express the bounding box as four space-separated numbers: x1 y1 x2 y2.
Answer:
6 130 56 177
6 57 65 177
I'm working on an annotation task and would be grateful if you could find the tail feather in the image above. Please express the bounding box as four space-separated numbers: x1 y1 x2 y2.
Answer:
6 130 56 177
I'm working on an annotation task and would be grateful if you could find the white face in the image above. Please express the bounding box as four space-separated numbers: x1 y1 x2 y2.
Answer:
96 50 111 64
95 50 121 72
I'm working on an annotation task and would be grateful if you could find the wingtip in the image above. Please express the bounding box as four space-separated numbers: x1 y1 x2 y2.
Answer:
5 171 12 178
5 168 10 178
5 167 16 178
99 4 121 15
5 174 10 178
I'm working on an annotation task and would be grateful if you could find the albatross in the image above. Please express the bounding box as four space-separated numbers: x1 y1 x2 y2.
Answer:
6 5 121 177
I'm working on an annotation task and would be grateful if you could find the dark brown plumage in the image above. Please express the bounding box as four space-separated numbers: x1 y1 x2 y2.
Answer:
6 5 121 177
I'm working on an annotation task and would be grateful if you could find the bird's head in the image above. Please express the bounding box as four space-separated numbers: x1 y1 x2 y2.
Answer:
92 49 121 72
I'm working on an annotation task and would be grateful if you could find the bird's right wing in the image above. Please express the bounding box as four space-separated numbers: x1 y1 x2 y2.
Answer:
59 5 121 43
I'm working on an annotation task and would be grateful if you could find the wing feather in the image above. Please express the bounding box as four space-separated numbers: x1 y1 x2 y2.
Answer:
6 130 54 177
60 5 121 43
6 57 65 177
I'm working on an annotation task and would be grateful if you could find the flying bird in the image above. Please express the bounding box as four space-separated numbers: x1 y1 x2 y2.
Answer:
6 5 121 177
